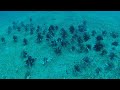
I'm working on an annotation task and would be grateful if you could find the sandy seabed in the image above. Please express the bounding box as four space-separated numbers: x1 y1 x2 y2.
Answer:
0 11 120 79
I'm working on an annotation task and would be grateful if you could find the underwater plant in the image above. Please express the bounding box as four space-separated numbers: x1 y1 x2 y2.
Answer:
102 30 107 36
1 37 5 43
30 26 34 35
57 38 62 43
93 41 104 52
61 28 68 39
48 25 55 32
51 40 57 47
82 56 91 65
36 25 40 33
54 47 62 55
83 32 90 42
36 32 43 43
12 21 17 30
78 25 84 32
78 20 87 32
78 43 86 53
112 41 119 46
96 35 103 41
25 56 36 68
109 52 116 60
73 34 78 39
61 40 69 47
55 25 58 30
20 21 25 27
70 34 78 43
29 17 33 22
17 26 21 32
21 50 28 59
24 24 29 32
47 25 55 38
110 31 119 38
48 25 56 37
42 29 46 35
74 64 81 72
69 25 75 34
91 30 96 36
46 33 51 41
13 35 18 43
23 38 28 46
46 28 55 41
71 46 76 51
100 49 108 56
72 63 82 76
49 30 55 37
7 26 12 35
77 36 83 45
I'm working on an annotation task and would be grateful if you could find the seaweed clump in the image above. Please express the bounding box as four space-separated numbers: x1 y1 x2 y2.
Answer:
61 40 69 47
96 35 103 41
102 30 107 36
71 46 76 51
57 38 62 43
51 40 57 47
77 36 83 45
78 43 86 53
25 56 36 68
24 24 29 32
100 49 108 56
13 35 18 43
91 30 96 36
21 50 28 59
110 31 119 38
12 21 17 30
69 25 75 34
74 64 81 72
71 34 78 43
30 26 35 35
36 33 43 44
1 37 5 43
7 26 12 35
46 33 51 41
112 41 119 46
36 25 40 33
83 32 90 42
93 42 104 52
17 26 21 32
78 20 87 32
109 52 116 60
61 28 68 39
72 63 81 76
82 56 91 66
48 25 55 32
23 38 28 46
54 47 62 55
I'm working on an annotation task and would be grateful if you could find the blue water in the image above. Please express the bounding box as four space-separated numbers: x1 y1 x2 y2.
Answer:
0 11 120 79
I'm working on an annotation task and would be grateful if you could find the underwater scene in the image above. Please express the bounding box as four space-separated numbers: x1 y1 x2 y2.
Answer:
0 11 120 79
